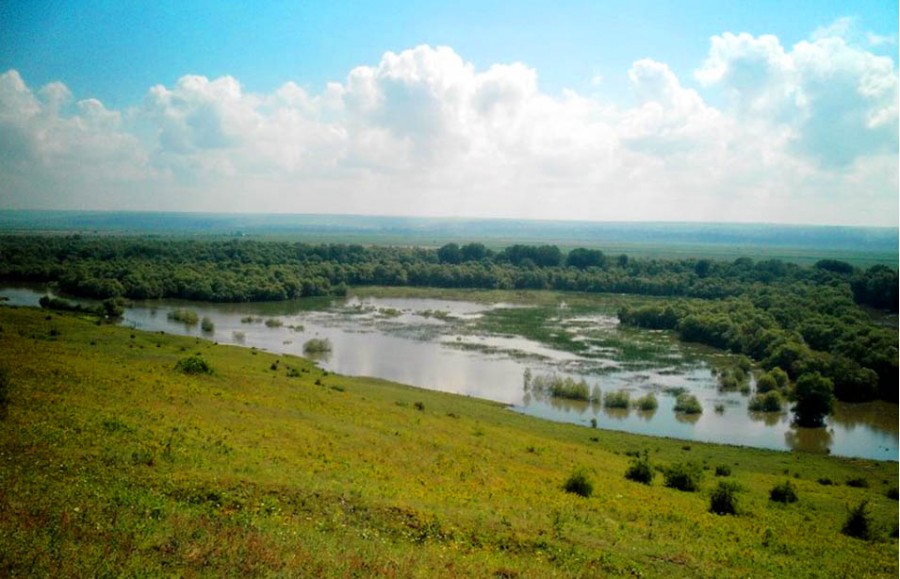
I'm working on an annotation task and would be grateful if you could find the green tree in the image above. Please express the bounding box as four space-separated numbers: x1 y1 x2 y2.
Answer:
792 372 834 427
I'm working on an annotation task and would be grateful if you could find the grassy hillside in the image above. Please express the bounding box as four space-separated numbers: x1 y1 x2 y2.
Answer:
0 306 897 577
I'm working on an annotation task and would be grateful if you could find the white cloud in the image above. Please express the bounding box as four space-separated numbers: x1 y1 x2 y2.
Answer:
0 25 897 226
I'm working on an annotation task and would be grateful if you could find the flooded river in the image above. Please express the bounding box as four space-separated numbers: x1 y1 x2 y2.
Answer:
2 285 896 460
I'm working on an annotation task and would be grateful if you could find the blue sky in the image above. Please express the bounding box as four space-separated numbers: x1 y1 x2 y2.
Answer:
0 1 897 225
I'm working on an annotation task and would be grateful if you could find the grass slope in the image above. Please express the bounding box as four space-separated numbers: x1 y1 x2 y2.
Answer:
0 306 897 577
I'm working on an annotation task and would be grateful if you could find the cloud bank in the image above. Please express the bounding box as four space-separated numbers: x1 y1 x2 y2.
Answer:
0 24 896 225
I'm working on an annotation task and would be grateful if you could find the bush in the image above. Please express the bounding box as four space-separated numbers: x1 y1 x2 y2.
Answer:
664 462 703 492
200 316 215 333
709 481 741 515
792 372 834 427
769 481 798 503
887 487 898 501
673 393 702 414
167 308 199 325
603 390 630 409
265 318 284 328
635 393 658 411
563 469 594 498
714 465 732 477
625 452 655 485
303 338 333 354
845 477 869 488
175 355 213 375
842 501 872 540
748 391 783 412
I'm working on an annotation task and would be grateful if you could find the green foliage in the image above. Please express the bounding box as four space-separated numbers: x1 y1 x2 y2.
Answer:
528 373 596 402
167 308 199 325
842 501 873 540
603 390 630 409
265 318 284 328
303 338 332 354
755 372 778 394
769 481 799 504
748 391 783 413
624 452 654 485
709 481 741 515
200 316 215 333
714 465 731 477
663 462 703 492
792 372 835 427
175 354 213 375
563 468 594 497
846 477 869 488
634 393 658 411
673 393 702 415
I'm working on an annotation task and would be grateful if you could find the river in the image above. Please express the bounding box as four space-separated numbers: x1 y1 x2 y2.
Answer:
2 285 896 461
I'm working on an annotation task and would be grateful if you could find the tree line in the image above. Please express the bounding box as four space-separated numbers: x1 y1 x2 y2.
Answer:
1 235 896 404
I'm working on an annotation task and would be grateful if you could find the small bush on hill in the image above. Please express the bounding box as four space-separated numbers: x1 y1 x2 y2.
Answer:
842 501 873 540
664 462 703 492
563 468 593 498
710 481 741 515
175 355 213 375
625 452 654 485
714 465 731 477
846 477 869 488
769 481 798 503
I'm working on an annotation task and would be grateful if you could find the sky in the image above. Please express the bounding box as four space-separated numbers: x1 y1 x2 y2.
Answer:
0 1 897 226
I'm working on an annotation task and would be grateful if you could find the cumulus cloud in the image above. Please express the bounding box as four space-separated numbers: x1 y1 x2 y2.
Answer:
0 22 897 225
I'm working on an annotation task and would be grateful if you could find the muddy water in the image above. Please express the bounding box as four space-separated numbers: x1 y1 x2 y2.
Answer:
2 286 896 460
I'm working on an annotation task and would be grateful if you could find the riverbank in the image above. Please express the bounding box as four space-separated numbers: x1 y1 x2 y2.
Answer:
0 305 897 577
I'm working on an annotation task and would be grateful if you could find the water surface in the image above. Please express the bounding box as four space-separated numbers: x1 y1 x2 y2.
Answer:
2 285 896 460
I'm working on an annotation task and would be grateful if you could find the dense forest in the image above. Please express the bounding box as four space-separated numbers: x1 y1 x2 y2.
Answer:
1 235 897 403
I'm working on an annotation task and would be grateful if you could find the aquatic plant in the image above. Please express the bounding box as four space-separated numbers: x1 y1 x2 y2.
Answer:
673 393 702 414
303 338 332 354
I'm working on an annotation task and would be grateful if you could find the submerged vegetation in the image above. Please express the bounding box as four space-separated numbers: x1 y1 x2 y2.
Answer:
0 305 897 576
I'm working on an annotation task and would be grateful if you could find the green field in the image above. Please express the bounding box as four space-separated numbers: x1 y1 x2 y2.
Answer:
1 306 897 577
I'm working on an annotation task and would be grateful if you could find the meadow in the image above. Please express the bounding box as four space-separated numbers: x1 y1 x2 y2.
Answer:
0 305 897 577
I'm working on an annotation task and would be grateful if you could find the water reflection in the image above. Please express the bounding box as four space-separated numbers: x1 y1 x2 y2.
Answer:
1 284 897 461
748 411 785 427
785 427 834 455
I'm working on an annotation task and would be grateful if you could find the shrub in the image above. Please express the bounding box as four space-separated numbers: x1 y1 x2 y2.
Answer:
846 477 869 488
674 393 702 414
817 477 834 486
842 501 872 540
167 308 199 325
709 481 741 515
887 487 898 501
175 355 213 375
748 391 783 412
755 372 778 394
769 481 798 503
265 318 284 328
635 393 658 411
625 452 654 485
792 372 834 427
714 465 731 477
200 316 215 333
303 338 333 354
664 462 703 492
563 469 593 498
603 390 630 409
